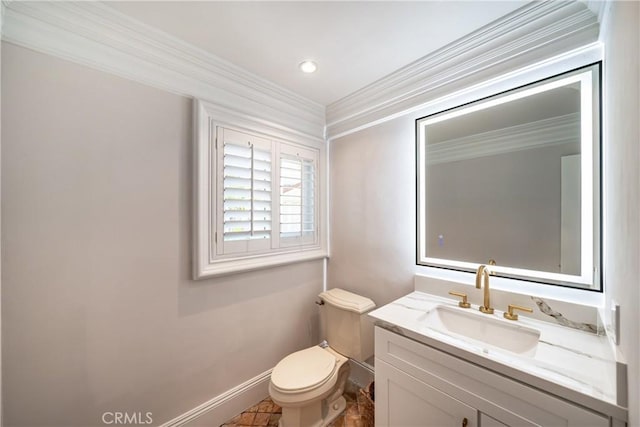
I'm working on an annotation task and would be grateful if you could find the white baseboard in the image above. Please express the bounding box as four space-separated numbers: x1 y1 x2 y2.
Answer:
159 369 272 427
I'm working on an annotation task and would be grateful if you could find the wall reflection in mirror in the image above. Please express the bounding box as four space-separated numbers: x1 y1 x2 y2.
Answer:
416 63 601 290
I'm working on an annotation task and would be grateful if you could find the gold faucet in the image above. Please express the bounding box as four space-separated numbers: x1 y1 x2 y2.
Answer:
476 259 496 314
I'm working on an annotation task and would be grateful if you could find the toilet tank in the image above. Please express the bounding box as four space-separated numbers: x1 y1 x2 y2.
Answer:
319 288 376 363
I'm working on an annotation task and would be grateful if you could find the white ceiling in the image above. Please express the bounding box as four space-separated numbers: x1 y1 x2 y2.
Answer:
106 1 529 106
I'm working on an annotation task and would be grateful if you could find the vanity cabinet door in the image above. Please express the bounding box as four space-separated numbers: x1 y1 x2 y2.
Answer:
376 358 477 427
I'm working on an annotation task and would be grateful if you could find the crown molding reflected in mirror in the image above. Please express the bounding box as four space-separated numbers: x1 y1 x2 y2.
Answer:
416 63 601 290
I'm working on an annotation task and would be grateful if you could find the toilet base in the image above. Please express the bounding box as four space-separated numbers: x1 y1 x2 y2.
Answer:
277 395 346 427
323 395 347 426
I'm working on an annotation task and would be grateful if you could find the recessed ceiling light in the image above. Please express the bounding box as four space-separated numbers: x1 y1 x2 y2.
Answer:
299 60 317 74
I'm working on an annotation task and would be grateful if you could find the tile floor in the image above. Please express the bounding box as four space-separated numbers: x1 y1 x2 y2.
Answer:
220 392 367 427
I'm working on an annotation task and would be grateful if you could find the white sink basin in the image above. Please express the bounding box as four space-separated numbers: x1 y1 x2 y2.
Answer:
421 305 540 357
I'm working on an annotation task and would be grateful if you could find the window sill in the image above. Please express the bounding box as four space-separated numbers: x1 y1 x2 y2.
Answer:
194 248 328 279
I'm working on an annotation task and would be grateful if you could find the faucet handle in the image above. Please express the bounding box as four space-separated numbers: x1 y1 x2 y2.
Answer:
503 304 533 321
448 291 471 308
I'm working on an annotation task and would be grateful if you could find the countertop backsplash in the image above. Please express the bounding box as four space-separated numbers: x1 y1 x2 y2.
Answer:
414 274 603 334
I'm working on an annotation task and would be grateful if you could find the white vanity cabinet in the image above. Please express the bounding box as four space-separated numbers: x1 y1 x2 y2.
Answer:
375 326 610 427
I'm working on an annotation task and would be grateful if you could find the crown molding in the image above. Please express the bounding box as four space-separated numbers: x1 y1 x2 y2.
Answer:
326 1 600 139
1 1 602 144
589 0 612 44
426 113 580 165
0 1 325 142
0 1 8 30
582 0 608 25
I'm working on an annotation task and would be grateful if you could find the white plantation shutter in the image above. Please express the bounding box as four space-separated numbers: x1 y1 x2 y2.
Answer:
279 145 317 246
218 128 273 255
194 102 327 278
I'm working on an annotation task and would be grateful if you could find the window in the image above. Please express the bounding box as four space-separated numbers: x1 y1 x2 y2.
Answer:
194 100 326 278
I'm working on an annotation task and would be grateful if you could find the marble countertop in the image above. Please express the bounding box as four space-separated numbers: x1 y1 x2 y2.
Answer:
368 291 627 420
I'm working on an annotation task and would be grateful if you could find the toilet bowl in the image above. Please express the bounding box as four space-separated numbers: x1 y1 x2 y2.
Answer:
269 346 349 427
269 288 375 427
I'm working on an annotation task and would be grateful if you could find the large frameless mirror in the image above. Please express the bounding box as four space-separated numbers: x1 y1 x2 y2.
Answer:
416 63 601 290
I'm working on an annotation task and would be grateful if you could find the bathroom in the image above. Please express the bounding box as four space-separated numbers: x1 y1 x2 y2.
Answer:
0 1 638 427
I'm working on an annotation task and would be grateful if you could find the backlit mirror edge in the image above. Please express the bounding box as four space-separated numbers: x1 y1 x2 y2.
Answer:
416 62 602 292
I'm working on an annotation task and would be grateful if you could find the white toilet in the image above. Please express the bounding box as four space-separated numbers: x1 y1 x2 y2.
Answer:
269 288 376 427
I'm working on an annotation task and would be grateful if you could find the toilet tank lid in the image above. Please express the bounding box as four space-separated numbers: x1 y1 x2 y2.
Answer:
319 288 375 314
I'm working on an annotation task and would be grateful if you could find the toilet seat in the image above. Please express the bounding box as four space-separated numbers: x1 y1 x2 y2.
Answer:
271 346 338 394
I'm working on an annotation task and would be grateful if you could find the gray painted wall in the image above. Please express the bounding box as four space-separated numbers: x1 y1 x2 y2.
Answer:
328 115 416 307
1 42 323 427
601 2 640 425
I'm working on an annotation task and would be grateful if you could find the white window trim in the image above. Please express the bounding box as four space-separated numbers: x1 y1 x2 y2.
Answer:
193 99 327 279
